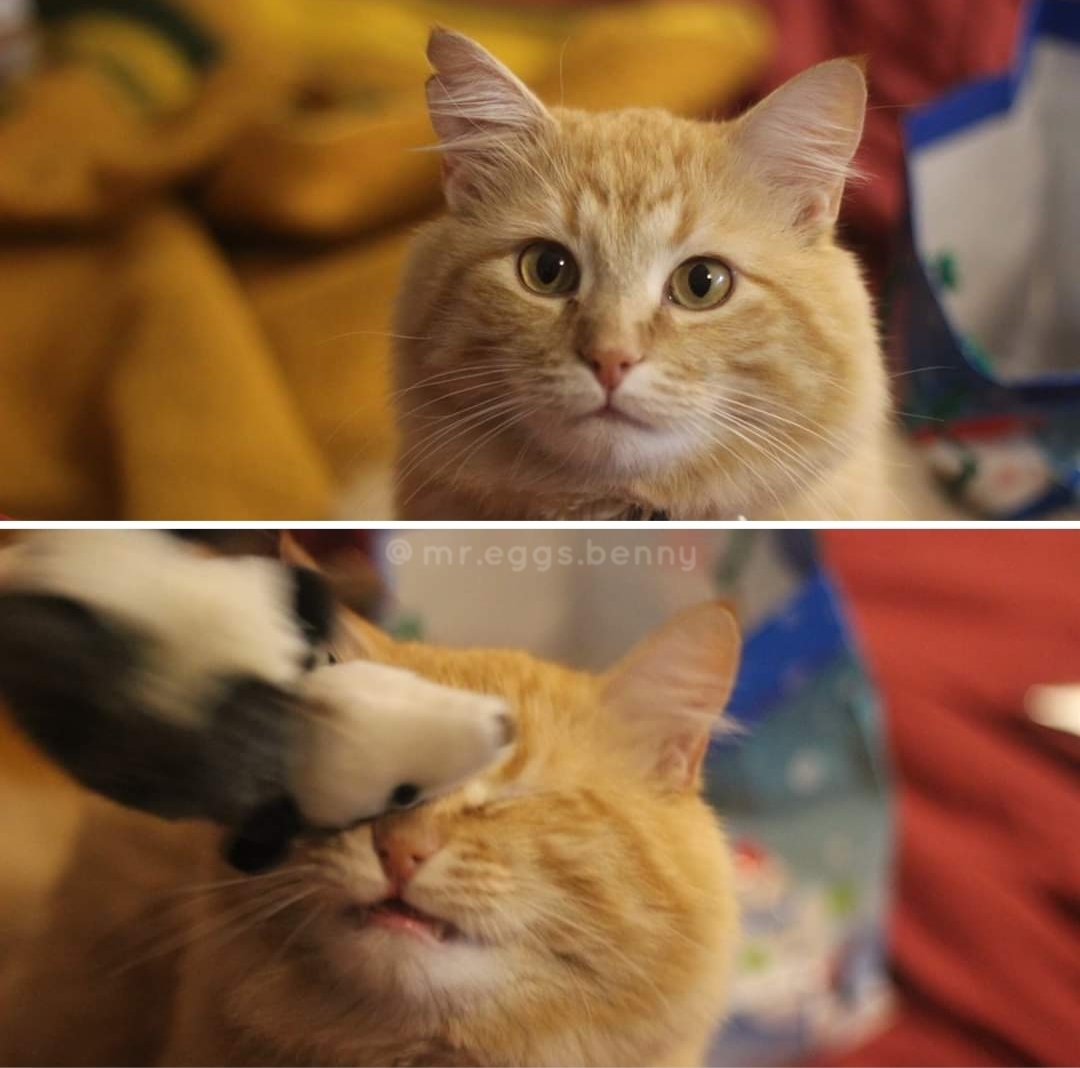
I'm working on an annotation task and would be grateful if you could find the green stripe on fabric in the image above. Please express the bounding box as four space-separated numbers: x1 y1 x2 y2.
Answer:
37 0 219 70
88 50 157 107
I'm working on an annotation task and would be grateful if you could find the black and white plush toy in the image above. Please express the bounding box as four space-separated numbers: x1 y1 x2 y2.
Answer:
0 532 512 871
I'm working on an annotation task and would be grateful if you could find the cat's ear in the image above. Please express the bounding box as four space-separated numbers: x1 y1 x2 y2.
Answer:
425 27 552 211
278 532 320 571
602 602 741 792
334 609 398 664
732 58 867 236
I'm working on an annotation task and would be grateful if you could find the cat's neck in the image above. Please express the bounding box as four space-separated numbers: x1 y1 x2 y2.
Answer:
165 937 463 1067
165 948 708 1068
167 894 725 1067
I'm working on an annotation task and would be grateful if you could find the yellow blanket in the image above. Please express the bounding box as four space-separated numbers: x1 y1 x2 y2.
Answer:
0 0 771 519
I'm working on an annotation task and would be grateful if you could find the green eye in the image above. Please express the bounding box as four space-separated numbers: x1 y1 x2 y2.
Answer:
668 257 734 310
518 241 580 297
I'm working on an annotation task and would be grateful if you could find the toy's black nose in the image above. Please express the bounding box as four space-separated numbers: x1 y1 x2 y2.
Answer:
388 783 422 810
224 795 304 873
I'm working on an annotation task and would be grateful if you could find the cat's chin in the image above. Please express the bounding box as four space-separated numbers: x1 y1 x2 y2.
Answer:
534 409 696 479
318 909 505 1010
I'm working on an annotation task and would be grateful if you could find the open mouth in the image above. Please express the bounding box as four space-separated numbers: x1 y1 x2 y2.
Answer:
342 897 461 943
583 404 652 430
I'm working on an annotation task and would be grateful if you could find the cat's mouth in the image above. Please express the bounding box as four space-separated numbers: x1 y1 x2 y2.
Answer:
581 402 653 431
342 896 462 943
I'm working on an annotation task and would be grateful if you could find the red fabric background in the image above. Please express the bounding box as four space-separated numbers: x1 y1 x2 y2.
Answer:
823 531 1080 1066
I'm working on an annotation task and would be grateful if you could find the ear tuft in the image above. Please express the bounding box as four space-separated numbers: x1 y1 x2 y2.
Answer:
424 27 551 210
603 602 741 792
278 533 320 572
733 58 867 235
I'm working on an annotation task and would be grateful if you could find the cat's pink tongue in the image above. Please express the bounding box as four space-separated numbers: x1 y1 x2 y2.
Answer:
367 901 449 942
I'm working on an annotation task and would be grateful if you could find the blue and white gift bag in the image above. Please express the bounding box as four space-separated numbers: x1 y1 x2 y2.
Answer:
893 0 1080 518
376 530 894 1065
704 533 893 1066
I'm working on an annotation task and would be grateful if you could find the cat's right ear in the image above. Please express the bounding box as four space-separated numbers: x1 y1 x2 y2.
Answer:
602 602 741 793
731 58 867 237
425 27 552 211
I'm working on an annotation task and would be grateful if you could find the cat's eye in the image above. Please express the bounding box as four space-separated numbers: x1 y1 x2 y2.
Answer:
668 257 734 310
517 241 580 297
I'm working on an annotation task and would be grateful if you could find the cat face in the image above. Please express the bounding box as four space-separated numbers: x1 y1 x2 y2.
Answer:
393 32 887 518
200 604 741 1066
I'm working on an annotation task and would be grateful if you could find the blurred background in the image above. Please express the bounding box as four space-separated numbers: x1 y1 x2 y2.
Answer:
4 0 1065 521
1 528 1078 1064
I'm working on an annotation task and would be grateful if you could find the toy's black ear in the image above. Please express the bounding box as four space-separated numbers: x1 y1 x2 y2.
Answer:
277 535 336 657
290 567 334 648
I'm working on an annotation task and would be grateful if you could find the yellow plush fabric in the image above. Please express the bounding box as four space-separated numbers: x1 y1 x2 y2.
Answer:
0 0 772 519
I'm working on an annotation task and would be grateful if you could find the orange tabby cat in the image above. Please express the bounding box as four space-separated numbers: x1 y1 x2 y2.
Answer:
392 30 934 520
0 602 741 1067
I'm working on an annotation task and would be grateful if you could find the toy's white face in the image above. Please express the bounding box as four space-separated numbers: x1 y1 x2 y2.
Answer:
0 531 512 837
295 660 513 827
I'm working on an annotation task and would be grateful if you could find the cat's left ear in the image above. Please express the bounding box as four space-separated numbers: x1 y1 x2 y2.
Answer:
731 58 867 236
602 602 741 792
425 27 553 211
332 609 400 664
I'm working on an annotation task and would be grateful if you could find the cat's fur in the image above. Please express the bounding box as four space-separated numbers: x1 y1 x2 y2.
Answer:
392 31 927 520
0 602 741 1067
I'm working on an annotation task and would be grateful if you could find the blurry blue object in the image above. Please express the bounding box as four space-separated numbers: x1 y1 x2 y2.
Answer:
706 537 894 1066
724 570 848 735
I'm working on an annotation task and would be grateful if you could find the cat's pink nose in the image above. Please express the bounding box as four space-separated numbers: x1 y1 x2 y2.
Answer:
374 819 442 886
583 348 642 392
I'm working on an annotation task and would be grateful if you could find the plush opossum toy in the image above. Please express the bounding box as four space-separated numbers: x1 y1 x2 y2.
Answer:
0 531 512 872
